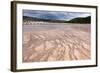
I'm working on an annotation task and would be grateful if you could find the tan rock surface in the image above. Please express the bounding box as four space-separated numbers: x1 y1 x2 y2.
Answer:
23 23 91 62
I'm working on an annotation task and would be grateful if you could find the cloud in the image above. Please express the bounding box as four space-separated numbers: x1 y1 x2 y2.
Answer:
23 10 91 21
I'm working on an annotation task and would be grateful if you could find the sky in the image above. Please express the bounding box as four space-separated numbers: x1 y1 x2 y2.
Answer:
23 10 91 21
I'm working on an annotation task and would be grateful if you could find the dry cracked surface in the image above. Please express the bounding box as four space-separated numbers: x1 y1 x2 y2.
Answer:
23 23 91 62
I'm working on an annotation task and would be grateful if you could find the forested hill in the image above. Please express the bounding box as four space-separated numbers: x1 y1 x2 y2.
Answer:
23 16 91 24
67 16 91 23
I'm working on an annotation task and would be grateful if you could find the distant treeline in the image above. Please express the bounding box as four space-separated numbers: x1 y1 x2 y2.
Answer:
68 16 91 23
23 16 91 24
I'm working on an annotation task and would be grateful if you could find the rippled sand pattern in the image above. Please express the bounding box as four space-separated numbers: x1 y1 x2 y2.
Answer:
23 23 91 62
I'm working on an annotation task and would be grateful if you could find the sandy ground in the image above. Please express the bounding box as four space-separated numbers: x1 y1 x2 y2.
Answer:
23 22 91 62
